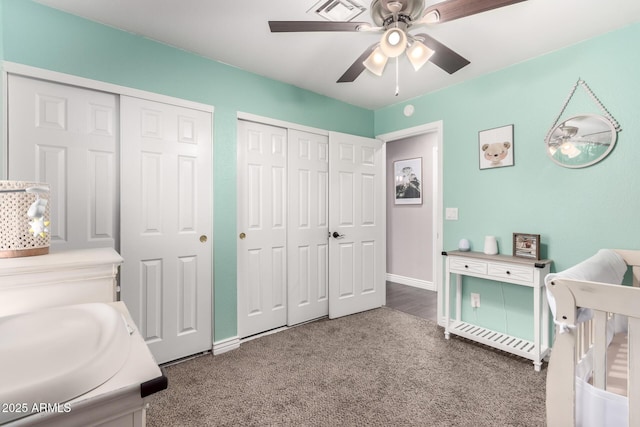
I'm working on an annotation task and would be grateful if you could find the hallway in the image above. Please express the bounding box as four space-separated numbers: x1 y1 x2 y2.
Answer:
385 282 437 321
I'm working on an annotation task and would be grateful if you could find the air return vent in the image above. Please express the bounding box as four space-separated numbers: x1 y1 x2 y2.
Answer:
308 0 366 22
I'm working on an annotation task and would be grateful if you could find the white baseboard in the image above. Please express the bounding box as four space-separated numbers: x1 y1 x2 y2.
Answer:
213 336 240 355
386 273 435 291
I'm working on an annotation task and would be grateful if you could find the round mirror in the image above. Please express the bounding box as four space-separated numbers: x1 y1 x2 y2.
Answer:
545 114 617 168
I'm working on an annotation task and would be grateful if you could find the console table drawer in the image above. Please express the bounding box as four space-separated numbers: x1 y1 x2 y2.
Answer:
488 262 534 283
450 258 487 275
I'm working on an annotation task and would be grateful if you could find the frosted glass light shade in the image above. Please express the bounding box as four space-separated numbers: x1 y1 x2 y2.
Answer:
363 46 388 76
380 28 407 58
407 40 435 71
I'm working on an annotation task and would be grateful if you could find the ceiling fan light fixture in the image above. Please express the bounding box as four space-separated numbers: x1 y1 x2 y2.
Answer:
406 40 435 71
380 28 407 58
363 46 389 76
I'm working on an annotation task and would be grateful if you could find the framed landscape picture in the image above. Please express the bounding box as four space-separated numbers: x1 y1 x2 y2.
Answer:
394 158 422 205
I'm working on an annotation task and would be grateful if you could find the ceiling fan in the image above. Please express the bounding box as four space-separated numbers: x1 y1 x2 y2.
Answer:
269 0 527 83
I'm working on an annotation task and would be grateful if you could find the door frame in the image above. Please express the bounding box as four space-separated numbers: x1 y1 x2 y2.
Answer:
1 61 217 343
377 121 444 326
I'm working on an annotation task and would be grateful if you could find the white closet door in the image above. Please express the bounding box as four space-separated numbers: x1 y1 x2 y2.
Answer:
237 120 288 338
287 129 329 325
120 96 212 364
7 74 118 251
328 131 385 318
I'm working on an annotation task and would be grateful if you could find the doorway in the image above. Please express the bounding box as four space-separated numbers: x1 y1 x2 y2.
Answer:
378 121 444 326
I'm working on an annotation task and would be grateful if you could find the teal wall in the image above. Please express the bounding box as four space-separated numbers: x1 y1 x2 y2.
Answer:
0 0 374 341
376 24 640 340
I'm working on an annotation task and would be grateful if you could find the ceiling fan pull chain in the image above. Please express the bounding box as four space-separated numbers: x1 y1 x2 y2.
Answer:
395 57 399 96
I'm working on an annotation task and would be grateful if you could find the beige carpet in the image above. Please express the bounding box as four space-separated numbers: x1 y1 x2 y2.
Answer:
146 307 546 426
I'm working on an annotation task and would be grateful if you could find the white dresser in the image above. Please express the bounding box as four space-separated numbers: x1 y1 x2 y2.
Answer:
443 250 552 371
0 247 123 316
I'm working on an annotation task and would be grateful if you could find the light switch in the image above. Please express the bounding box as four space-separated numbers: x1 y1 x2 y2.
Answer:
445 207 458 220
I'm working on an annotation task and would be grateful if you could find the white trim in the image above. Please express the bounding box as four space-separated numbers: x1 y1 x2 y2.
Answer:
386 273 435 291
377 120 444 326
237 111 329 136
376 121 443 142
2 61 214 113
213 336 240 355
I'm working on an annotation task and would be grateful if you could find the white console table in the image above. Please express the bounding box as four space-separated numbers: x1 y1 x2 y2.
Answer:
443 250 552 371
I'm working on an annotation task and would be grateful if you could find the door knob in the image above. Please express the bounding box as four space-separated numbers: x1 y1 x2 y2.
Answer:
200 235 208 243
332 231 345 239
239 232 246 240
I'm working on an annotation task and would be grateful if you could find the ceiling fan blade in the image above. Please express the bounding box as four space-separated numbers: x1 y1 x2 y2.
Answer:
423 0 527 24
269 21 369 32
414 34 470 74
337 43 379 83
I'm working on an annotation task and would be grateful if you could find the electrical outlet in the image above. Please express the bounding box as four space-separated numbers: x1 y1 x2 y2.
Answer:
470 293 480 308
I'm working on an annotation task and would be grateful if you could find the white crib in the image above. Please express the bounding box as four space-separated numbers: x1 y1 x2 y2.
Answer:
545 249 640 427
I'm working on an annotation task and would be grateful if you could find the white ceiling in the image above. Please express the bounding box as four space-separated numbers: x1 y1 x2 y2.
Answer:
35 0 640 110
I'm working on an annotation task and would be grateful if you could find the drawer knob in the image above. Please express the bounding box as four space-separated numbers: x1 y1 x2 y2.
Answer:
464 265 469 268
506 271 511 275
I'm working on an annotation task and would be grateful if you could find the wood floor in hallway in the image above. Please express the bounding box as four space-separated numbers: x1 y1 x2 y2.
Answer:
385 281 437 321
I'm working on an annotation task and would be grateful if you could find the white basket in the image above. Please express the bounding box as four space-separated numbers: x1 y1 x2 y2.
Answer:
0 181 51 258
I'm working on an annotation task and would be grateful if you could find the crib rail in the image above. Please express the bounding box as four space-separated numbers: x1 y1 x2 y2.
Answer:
546 278 640 426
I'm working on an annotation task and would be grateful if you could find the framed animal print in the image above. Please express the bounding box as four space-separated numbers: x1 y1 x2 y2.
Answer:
479 124 514 170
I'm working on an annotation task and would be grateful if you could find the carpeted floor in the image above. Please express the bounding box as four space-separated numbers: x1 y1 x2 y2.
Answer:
146 307 546 426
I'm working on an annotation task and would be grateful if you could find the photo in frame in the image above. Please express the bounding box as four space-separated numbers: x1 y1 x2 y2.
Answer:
513 233 541 260
394 157 422 205
479 124 514 170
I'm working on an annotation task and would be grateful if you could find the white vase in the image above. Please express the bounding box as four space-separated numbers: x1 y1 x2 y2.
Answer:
484 236 498 255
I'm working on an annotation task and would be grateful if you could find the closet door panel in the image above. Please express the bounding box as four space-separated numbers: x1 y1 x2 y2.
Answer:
287 129 330 326
328 132 385 319
8 74 118 251
237 120 288 338
120 96 212 364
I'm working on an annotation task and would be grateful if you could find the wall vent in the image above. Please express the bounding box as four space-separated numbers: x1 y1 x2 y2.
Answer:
308 0 366 22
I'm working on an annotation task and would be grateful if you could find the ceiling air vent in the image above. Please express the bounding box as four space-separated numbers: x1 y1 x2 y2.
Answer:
308 0 366 22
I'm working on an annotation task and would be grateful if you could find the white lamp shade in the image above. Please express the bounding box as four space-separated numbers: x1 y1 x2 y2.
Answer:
406 40 435 71
380 28 407 58
363 46 388 76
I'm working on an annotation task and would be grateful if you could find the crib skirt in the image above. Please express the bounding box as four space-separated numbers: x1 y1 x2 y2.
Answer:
576 377 628 427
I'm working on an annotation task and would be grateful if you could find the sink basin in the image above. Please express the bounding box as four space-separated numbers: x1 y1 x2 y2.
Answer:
0 303 132 421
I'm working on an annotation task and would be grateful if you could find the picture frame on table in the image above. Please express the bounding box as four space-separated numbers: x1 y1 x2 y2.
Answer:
513 233 541 260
